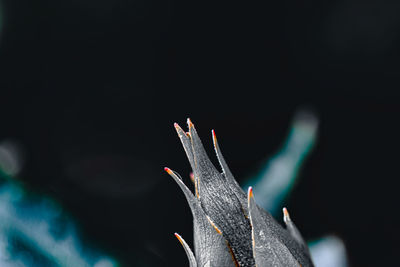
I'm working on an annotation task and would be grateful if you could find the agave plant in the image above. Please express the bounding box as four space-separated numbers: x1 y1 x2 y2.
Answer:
165 119 314 267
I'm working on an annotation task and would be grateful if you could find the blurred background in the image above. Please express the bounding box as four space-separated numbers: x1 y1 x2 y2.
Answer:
0 0 399 266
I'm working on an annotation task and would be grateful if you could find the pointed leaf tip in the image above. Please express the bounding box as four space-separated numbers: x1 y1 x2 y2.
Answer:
187 118 194 128
165 167 184 182
189 172 195 184
164 167 173 175
248 186 254 199
174 233 198 267
174 122 181 130
174 233 184 245
212 129 217 140
283 207 291 223
174 123 185 135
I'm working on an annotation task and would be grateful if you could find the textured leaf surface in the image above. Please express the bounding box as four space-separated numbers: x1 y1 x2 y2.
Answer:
174 233 198 267
283 207 310 257
181 121 255 266
170 120 314 267
166 168 235 266
212 130 249 216
248 188 314 267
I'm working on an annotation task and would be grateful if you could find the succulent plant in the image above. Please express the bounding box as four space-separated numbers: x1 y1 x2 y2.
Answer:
165 119 314 267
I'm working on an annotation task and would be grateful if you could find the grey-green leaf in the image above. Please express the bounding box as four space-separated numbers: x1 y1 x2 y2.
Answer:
248 187 300 266
170 120 314 267
248 187 314 267
175 233 198 267
283 207 311 257
165 168 236 267
184 120 255 266
212 129 249 216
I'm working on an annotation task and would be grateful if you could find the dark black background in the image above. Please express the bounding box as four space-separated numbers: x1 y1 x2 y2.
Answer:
0 0 399 266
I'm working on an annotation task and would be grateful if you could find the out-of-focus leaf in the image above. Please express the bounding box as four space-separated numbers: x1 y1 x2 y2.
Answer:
0 168 118 267
243 110 318 215
309 236 349 267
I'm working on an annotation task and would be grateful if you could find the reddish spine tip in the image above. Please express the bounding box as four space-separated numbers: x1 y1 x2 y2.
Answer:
248 186 253 198
283 207 288 214
164 167 173 174
283 207 290 219
187 118 194 127
174 123 182 132
212 129 216 138
174 233 184 245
